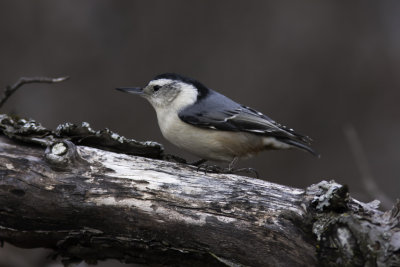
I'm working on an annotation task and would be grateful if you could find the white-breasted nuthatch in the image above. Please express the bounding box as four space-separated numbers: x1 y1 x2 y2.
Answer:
117 73 318 168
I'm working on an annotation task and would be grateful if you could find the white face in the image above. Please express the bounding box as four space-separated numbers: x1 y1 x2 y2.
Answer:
142 79 198 112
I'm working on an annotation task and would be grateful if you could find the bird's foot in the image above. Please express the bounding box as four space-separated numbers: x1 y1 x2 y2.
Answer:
228 167 259 179
163 154 187 164
197 164 259 178
190 159 208 166
196 164 224 174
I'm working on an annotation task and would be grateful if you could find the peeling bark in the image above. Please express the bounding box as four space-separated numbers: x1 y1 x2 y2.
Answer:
0 115 399 266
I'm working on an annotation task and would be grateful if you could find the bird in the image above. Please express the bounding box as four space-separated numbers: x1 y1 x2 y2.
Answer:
116 73 318 172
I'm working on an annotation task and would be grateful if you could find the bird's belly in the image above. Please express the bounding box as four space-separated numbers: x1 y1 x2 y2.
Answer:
157 113 264 162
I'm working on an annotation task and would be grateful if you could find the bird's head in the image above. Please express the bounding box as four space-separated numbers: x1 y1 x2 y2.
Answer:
117 73 209 111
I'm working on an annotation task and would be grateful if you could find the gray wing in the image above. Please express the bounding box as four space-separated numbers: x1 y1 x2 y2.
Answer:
178 90 316 153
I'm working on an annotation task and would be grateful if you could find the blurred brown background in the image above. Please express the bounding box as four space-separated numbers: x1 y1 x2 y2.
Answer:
0 1 399 266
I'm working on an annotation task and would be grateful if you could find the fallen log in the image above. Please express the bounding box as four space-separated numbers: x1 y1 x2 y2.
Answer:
0 115 398 266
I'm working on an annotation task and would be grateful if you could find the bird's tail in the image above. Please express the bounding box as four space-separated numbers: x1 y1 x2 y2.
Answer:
278 138 320 158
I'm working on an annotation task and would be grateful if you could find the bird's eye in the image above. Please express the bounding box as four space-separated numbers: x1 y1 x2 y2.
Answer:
153 85 161 92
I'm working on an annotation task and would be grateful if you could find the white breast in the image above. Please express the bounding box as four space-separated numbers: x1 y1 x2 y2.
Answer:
154 108 265 162
148 82 274 162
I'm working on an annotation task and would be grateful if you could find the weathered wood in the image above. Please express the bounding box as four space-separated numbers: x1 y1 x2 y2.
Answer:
0 115 399 266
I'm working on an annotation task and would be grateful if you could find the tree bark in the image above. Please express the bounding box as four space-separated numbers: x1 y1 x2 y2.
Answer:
0 114 399 266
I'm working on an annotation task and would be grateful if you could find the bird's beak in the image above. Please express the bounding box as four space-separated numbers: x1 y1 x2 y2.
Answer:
116 87 144 95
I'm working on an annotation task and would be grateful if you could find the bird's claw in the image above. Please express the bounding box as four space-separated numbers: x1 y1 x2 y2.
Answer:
196 164 259 178
196 164 223 174
230 167 259 179
190 158 208 166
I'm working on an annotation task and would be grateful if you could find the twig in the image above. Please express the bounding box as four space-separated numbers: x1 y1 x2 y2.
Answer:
0 76 69 109
343 124 393 209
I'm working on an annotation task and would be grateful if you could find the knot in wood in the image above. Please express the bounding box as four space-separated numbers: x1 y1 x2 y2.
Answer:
51 142 68 156
45 141 87 171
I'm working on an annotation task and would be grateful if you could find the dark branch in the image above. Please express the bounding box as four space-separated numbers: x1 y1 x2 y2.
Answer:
0 76 69 109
